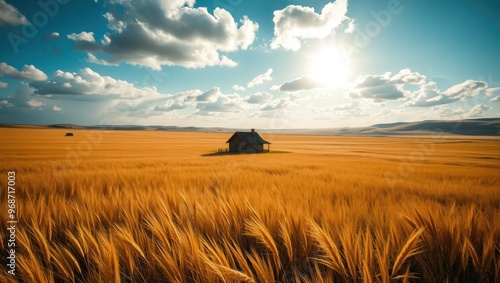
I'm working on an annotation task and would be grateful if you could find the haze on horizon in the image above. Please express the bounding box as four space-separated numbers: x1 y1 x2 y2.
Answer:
0 0 499 129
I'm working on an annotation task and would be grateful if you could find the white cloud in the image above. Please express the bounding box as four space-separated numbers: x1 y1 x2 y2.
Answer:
220 56 238 68
247 91 272 104
405 80 489 107
485 87 500 97
278 76 324 92
70 1 259 69
261 98 290 111
0 0 27 26
86 53 118 66
443 80 488 99
465 103 490 118
197 87 221 102
247 68 273 88
345 19 355 33
17 65 49 81
44 32 60 41
390 68 426 85
0 81 7 88
490 96 500 102
115 84 245 116
154 88 244 114
0 62 48 81
30 67 155 98
418 105 467 120
153 90 202 112
7 82 47 109
350 69 496 107
26 99 45 109
350 72 407 101
344 68 500 121
232 85 246 92
196 91 243 113
0 99 13 108
67 31 96 42
52 105 62 112
67 32 101 52
271 0 350 51
25 67 249 118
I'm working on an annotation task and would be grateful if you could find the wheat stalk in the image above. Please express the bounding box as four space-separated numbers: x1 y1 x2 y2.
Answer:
391 227 424 277
309 221 349 279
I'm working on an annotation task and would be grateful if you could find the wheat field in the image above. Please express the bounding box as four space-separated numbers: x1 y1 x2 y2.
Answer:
0 128 499 282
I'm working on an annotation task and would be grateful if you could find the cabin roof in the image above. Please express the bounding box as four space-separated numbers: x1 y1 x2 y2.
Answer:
226 132 271 144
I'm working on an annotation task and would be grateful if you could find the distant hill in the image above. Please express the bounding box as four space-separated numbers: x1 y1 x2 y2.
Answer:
342 118 500 136
274 118 500 136
1 118 499 136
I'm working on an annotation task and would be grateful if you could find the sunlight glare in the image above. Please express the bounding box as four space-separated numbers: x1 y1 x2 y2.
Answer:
309 47 350 88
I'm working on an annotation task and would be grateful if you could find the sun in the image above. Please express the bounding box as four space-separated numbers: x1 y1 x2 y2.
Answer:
309 47 350 88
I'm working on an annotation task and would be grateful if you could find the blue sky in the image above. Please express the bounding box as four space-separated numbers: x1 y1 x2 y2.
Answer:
0 0 499 128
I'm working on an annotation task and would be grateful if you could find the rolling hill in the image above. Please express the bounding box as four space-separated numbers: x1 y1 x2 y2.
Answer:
0 118 499 136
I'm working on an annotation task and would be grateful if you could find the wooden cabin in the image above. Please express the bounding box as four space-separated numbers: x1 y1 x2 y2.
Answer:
226 129 270 153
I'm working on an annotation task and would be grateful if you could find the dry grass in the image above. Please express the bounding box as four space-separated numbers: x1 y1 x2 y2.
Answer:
1 128 499 282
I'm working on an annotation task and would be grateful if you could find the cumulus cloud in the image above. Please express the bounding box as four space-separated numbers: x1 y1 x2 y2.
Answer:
465 103 490 118
261 98 290 111
2 82 52 110
190 87 244 113
24 67 247 118
486 87 500 97
154 87 244 114
0 0 27 26
405 80 489 107
423 105 467 120
344 19 355 33
350 69 496 107
30 67 154 98
44 32 60 41
196 94 243 113
350 73 406 101
0 100 14 108
26 99 45 109
68 31 96 42
197 87 221 102
70 0 259 69
247 91 272 104
390 68 426 85
153 90 202 112
349 69 427 102
232 85 245 92
67 32 101 52
271 0 350 51
87 53 118 66
490 96 500 102
0 82 45 111
278 76 323 92
0 81 7 88
247 68 273 88
52 105 62 111
0 62 48 81
443 80 487 99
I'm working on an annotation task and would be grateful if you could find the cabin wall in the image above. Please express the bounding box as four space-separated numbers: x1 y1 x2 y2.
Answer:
228 135 267 153
245 144 263 153
229 142 263 153
229 142 239 153
228 136 243 153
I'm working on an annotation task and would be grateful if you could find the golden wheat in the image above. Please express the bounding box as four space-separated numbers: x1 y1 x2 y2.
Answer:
0 128 499 282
